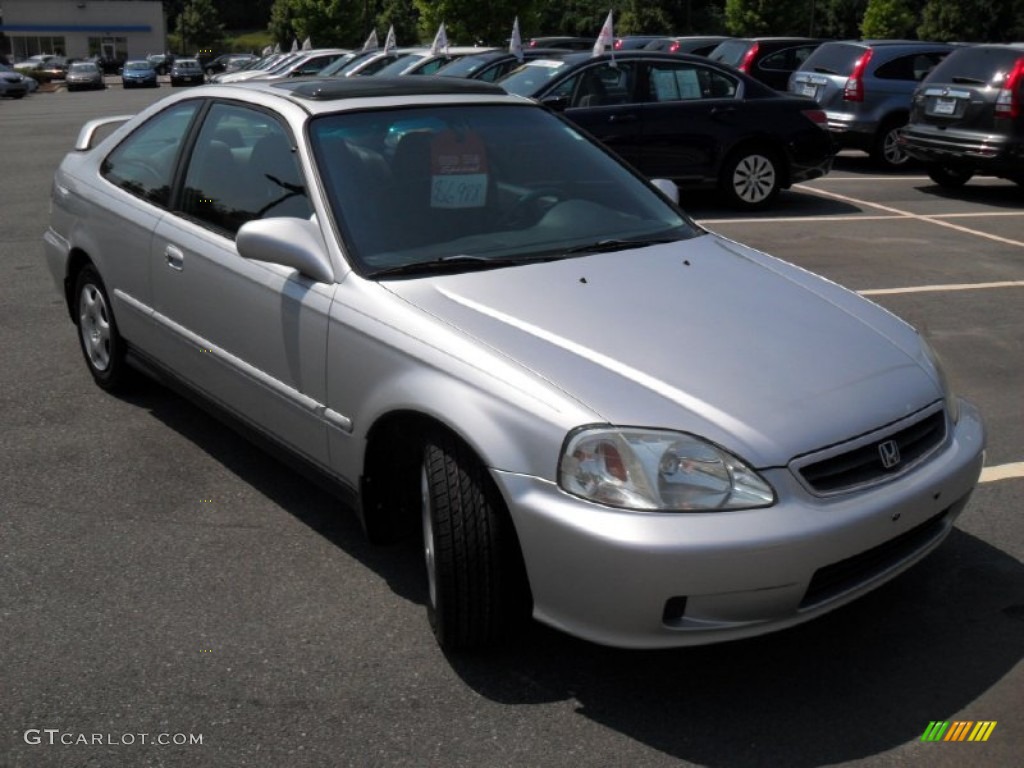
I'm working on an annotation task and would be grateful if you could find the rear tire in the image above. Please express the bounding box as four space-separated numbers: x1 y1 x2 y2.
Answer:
719 147 781 209
927 165 973 189
872 118 910 169
421 430 530 651
74 265 133 392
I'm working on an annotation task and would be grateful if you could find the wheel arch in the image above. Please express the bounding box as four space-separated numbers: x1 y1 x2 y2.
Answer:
358 402 542 548
64 247 95 322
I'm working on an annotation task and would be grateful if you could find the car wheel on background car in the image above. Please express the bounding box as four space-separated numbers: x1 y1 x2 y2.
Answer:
872 117 910 169
720 147 782 209
926 164 973 189
421 430 530 651
74 265 132 391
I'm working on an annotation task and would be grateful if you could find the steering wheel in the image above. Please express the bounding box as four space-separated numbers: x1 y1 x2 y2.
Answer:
501 187 563 228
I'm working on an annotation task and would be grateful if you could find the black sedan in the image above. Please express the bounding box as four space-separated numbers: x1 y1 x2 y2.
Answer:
499 51 835 208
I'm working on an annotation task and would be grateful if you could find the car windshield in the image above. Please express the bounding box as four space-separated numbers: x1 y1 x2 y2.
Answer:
372 54 428 77
70 63 98 73
498 59 575 95
318 51 371 76
126 61 150 70
309 104 697 278
708 40 751 66
435 54 498 78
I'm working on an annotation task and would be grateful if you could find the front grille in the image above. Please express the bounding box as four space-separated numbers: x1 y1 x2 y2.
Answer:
800 508 950 610
798 409 946 494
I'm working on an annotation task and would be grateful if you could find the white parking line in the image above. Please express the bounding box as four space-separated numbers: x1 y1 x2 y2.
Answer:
980 463 1024 483
859 281 1024 296
794 185 1024 249
818 176 930 181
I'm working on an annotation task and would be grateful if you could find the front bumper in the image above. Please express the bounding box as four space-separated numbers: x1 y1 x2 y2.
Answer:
497 399 984 649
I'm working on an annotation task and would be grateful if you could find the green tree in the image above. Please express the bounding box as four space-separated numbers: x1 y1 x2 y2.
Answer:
815 0 869 38
619 1 674 34
918 0 1024 42
376 0 421 46
412 0 538 46
533 1 608 38
724 0 809 36
268 0 364 48
860 0 917 38
178 0 225 54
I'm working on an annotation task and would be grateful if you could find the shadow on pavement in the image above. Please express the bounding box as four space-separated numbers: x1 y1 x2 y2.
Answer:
121 349 1022 768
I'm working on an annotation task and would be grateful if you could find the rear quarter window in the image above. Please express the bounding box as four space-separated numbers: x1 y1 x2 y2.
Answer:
800 43 865 76
874 52 948 81
925 46 1024 85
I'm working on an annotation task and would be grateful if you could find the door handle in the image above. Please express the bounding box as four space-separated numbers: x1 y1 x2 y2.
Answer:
711 106 736 118
609 113 638 123
165 245 184 271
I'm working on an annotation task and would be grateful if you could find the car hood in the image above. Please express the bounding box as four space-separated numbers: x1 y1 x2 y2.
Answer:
381 234 942 467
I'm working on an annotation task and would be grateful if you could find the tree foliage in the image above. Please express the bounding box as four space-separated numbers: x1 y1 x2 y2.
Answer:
268 0 365 49
234 0 1024 54
860 0 917 38
815 0 869 38
918 0 1024 42
411 0 538 46
177 0 224 53
724 0 811 36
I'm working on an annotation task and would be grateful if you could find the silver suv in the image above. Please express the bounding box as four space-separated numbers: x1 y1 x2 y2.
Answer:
789 40 955 168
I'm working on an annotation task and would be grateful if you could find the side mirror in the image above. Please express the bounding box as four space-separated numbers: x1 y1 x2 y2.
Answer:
650 178 679 204
236 216 334 283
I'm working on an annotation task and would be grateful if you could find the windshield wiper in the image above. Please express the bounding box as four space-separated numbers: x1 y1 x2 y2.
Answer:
562 237 680 256
370 254 537 279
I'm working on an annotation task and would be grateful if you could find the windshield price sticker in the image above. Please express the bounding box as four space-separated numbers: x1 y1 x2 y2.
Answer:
430 130 489 208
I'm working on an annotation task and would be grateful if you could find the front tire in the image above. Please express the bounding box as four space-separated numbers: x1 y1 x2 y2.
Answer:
421 431 530 651
927 164 973 189
720 147 781 209
74 265 132 392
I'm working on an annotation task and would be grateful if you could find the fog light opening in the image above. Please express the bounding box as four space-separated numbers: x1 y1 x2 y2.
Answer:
662 596 688 624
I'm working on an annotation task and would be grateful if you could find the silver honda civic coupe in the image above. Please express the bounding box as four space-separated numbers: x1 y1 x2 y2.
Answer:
44 78 985 651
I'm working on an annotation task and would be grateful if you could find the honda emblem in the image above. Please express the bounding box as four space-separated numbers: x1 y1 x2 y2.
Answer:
878 439 901 469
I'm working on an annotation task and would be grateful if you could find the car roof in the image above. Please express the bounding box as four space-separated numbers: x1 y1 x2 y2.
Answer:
182 76 521 116
529 50 711 66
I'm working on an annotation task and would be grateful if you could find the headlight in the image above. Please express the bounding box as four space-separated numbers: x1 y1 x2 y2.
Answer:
920 337 960 424
558 427 775 511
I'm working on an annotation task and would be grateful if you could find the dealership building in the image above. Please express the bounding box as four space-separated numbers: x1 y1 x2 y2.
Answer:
0 0 166 63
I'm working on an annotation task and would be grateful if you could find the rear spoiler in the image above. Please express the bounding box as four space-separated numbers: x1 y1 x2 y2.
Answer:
74 114 134 151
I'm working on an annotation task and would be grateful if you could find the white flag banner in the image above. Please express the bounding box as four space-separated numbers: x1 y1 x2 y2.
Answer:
593 10 614 57
509 17 523 62
384 25 397 53
362 29 379 52
302 36 312 51
291 38 299 52
430 22 449 56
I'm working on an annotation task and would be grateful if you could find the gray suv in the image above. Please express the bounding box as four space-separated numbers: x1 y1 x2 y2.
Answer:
789 40 955 168
902 44 1024 189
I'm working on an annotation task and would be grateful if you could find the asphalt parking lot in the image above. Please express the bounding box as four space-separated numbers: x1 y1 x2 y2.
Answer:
1 87 1021 768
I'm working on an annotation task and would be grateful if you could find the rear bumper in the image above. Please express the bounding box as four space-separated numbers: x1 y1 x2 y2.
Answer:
901 128 1024 175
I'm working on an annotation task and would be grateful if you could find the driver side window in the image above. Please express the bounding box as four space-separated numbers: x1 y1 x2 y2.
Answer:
180 103 312 237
